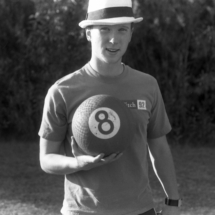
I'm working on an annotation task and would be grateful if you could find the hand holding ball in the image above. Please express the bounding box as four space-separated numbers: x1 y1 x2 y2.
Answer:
72 95 134 156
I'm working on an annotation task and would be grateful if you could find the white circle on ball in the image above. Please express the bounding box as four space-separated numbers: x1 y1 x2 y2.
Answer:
99 113 105 120
102 122 110 131
88 107 120 139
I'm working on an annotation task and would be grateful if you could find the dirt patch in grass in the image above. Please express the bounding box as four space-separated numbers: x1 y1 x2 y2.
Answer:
0 141 214 215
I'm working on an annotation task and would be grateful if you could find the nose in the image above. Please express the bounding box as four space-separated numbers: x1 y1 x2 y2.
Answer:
109 31 119 44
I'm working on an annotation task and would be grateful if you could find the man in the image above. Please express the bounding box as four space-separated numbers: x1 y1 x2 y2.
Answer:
39 0 182 214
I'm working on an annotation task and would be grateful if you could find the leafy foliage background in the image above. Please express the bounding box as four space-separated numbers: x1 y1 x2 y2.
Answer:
124 0 215 144
0 0 214 143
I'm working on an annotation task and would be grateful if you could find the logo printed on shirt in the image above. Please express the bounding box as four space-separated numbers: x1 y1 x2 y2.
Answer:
137 100 147 110
123 100 147 110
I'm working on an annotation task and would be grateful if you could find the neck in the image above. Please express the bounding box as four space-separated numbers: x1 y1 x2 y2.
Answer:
89 59 123 77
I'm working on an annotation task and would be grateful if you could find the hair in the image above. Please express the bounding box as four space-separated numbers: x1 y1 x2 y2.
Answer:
131 23 134 31
86 25 94 30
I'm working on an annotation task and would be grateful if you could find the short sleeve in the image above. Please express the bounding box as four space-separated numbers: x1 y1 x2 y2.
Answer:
147 80 172 139
38 85 68 141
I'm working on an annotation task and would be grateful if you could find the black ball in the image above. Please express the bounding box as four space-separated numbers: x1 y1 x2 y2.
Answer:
72 95 134 156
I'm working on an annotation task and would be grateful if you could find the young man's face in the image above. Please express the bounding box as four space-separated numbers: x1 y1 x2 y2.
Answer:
86 23 133 65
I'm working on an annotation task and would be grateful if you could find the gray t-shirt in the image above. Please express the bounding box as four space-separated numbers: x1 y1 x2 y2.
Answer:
39 63 171 215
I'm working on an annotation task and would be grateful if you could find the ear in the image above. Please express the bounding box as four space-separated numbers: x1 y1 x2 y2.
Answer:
128 30 133 43
129 23 134 42
86 29 91 41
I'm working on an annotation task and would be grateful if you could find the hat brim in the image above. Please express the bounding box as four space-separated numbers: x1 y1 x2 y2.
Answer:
79 17 143 28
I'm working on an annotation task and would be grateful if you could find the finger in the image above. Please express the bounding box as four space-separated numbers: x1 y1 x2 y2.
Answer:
71 137 77 150
115 152 123 159
71 136 76 145
106 152 123 159
93 153 105 162
71 137 83 156
108 152 123 162
101 153 117 162
71 136 75 154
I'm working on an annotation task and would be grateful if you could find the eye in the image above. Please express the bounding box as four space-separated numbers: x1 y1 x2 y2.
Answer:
100 27 110 32
119 28 128 33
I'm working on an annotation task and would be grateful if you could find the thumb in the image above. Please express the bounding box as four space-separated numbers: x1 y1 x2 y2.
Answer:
71 136 88 156
71 136 79 155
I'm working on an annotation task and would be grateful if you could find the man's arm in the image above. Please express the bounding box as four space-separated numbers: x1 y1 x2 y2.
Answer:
39 137 122 175
148 135 180 215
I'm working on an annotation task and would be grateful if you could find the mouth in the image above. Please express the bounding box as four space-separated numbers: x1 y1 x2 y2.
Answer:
106 48 120 53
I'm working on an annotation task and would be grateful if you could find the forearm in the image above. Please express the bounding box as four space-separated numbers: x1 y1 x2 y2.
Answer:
148 136 180 199
40 154 80 175
39 137 122 175
152 147 179 198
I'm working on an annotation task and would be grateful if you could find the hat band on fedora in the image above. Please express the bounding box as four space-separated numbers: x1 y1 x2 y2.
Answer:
86 7 133 20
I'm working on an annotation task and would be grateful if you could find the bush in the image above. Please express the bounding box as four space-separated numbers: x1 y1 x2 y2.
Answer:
0 0 89 138
124 0 215 144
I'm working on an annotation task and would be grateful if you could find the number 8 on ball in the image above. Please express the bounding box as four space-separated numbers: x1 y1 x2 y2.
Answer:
89 107 120 139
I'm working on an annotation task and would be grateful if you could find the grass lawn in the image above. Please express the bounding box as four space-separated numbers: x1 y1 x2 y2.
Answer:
0 140 214 215
149 144 215 215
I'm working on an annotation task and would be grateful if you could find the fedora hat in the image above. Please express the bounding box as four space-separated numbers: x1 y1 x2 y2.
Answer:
79 0 143 28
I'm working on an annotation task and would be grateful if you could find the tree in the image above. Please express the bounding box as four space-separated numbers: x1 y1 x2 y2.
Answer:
124 0 215 144
0 0 89 138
